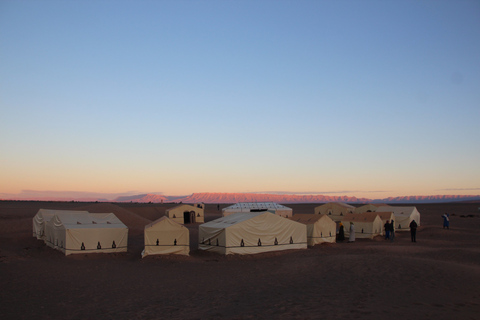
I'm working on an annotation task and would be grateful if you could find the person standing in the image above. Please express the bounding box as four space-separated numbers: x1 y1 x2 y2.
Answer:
348 222 355 242
442 213 450 229
410 220 417 242
384 220 390 240
390 219 395 242
337 222 345 242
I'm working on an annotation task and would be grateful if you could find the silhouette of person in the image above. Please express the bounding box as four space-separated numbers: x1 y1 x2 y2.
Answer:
409 220 417 242
442 213 450 229
337 222 345 242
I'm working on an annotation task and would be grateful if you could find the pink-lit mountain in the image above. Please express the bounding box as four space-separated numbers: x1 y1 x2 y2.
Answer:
112 192 480 204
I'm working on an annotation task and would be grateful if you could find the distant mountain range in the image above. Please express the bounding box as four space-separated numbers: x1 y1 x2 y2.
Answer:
112 192 480 204
2 192 479 204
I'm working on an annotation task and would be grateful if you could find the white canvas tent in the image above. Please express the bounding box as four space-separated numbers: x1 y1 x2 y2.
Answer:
44 212 128 255
33 209 89 240
289 214 336 246
354 204 390 214
222 202 292 218
165 204 205 224
314 202 355 222
199 212 307 255
375 206 421 231
142 216 189 257
341 212 383 239
375 212 396 230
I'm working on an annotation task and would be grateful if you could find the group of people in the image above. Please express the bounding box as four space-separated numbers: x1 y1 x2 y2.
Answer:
336 222 355 243
335 213 450 245
384 220 395 241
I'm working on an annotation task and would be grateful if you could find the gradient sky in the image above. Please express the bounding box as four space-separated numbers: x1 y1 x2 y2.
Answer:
1 0 479 200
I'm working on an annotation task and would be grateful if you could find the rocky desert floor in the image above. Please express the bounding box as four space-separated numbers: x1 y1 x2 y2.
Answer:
1 201 479 320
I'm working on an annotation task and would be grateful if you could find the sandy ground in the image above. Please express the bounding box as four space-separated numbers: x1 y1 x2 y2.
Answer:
0 201 479 320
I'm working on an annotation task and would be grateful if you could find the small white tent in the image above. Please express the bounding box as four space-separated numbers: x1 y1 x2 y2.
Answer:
44 212 128 255
341 212 383 239
314 202 355 222
33 209 89 240
222 202 292 218
375 206 421 231
199 212 307 255
143 216 189 257
289 214 336 246
165 204 205 224
354 204 390 214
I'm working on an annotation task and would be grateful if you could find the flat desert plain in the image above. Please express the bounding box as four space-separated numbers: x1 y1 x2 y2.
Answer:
1 201 479 320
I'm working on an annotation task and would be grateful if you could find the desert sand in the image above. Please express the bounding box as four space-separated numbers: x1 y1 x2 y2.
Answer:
1 201 479 320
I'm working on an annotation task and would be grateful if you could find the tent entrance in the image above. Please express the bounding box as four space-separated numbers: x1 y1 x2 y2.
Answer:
183 211 190 224
184 211 196 224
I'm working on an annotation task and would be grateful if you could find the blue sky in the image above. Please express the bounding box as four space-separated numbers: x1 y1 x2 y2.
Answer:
1 0 479 199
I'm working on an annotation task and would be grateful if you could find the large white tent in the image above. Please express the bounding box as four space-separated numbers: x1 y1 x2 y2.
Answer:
222 202 292 218
199 212 307 255
289 214 336 246
33 209 89 240
44 212 128 255
375 206 421 231
341 212 383 239
142 216 189 257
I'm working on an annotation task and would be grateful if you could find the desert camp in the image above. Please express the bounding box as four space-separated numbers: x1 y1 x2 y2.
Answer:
2 201 480 320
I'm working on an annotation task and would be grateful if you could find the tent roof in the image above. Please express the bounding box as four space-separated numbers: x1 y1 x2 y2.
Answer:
201 211 267 229
289 214 328 224
343 212 380 223
166 204 198 211
317 202 355 209
375 212 395 220
223 202 292 211
375 206 418 215
144 216 185 230
52 212 127 229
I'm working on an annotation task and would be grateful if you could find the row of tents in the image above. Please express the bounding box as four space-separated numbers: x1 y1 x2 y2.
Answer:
33 202 421 257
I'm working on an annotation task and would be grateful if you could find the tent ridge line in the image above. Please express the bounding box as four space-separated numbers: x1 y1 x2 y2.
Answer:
144 244 189 247
201 242 308 249
63 246 128 252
